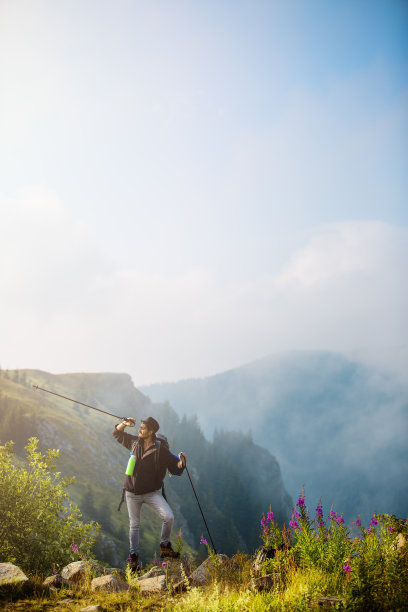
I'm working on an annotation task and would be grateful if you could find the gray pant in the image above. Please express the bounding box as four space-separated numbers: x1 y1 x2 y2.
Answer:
125 489 174 555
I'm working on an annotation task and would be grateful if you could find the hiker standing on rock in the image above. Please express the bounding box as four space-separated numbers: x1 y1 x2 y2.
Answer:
113 416 187 572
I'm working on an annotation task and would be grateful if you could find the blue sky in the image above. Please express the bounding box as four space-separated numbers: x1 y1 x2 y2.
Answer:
0 0 407 384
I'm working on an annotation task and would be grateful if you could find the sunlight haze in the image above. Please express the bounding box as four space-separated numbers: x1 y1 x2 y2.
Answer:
0 0 407 385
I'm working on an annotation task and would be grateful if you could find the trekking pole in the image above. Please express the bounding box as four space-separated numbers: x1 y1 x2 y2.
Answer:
32 385 135 425
181 457 217 555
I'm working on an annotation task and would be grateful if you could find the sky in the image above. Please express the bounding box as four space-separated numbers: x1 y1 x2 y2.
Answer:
0 0 407 385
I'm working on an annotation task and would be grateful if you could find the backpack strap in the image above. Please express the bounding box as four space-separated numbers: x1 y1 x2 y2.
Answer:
155 439 161 476
117 487 126 512
155 439 168 500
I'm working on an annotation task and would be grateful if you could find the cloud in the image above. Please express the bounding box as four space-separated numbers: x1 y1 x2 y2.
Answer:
1 187 406 383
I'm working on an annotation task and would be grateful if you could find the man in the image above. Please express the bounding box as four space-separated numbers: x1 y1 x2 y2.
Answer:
113 415 187 572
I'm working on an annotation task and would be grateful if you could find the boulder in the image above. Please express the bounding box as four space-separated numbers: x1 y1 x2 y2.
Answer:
137 575 167 593
61 560 87 583
138 566 165 580
0 563 32 598
42 573 70 591
87 559 124 577
253 546 277 573
91 574 129 592
397 533 406 550
188 554 228 586
80 607 104 612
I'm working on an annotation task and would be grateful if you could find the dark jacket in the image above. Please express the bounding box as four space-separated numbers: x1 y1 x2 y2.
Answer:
113 425 182 495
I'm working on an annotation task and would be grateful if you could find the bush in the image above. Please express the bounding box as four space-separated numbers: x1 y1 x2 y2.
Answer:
0 438 100 576
258 493 408 609
346 513 408 611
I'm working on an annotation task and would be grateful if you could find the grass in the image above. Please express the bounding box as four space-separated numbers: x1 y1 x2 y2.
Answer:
2 536 407 612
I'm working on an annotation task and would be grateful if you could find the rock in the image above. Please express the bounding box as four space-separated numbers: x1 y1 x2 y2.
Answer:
188 554 229 586
87 559 123 577
172 578 189 594
61 560 87 583
251 573 282 591
158 558 189 582
0 563 32 597
312 596 345 608
91 574 129 592
80 607 104 612
138 566 165 580
137 575 167 593
397 533 406 550
42 574 70 591
253 546 276 573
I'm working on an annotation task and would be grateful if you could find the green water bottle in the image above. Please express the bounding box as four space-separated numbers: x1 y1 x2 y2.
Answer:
125 454 136 476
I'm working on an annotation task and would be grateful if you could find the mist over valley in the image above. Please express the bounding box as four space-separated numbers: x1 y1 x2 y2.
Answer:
141 350 408 524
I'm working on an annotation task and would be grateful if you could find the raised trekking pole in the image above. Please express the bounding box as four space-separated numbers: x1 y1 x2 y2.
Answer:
181 456 217 555
32 385 136 425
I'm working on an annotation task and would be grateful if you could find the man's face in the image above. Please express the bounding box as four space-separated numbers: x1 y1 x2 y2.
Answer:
138 422 153 439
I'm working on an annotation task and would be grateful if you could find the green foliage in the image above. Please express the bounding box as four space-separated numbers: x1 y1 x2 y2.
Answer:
175 528 184 556
258 493 408 610
0 438 100 576
346 513 408 611
290 496 353 578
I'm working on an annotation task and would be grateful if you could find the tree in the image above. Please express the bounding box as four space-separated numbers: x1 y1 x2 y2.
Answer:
0 438 100 576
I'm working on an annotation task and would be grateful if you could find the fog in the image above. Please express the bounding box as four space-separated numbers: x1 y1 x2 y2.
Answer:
1 187 406 384
0 0 407 384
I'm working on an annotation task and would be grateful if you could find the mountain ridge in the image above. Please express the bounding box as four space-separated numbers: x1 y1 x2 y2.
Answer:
141 350 408 523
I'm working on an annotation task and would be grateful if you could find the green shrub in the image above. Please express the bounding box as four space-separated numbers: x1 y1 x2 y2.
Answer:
258 493 408 609
0 438 100 576
346 514 408 610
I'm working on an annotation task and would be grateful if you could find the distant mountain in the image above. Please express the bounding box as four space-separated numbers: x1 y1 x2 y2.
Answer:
141 351 408 523
0 368 292 565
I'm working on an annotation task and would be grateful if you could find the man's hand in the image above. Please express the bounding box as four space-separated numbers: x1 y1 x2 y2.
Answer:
177 452 187 469
117 417 136 431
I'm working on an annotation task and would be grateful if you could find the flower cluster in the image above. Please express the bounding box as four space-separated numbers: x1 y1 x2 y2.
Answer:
175 528 184 555
316 504 324 527
260 508 285 548
329 510 345 526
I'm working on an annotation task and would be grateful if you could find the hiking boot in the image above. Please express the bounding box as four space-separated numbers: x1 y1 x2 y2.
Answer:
160 541 180 558
128 553 139 573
